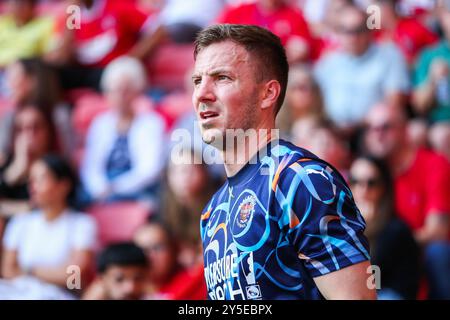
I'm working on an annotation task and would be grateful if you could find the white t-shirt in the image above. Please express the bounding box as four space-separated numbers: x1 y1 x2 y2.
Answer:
3 210 97 271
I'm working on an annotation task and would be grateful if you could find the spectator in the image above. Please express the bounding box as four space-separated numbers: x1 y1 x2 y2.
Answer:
314 4 410 131
216 0 316 63
82 242 149 300
428 121 450 161
0 154 97 299
133 218 207 299
162 149 221 268
0 104 58 218
79 56 165 206
141 0 224 43
0 0 55 68
277 63 325 135
349 155 420 300
1 58 74 162
297 120 351 176
364 102 450 299
373 0 438 65
47 0 165 90
412 1 450 123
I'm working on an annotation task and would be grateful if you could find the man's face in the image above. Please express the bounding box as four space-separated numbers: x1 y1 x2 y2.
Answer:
364 106 406 159
192 41 262 148
337 9 371 56
102 265 147 300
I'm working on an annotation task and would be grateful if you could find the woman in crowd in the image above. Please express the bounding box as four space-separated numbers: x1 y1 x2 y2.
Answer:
349 155 421 300
0 104 58 218
133 218 206 300
277 63 325 137
80 56 166 206
162 149 220 268
0 154 97 299
0 58 73 162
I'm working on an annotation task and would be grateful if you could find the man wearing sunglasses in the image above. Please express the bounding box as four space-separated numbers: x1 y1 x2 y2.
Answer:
314 4 409 133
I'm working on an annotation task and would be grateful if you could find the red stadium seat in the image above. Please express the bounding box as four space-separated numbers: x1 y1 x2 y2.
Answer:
87 201 151 248
146 43 194 92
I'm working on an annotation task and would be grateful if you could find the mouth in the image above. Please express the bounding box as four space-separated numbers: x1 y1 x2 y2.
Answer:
199 111 220 121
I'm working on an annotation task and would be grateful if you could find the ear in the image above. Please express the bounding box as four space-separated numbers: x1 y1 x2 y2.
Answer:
261 80 281 111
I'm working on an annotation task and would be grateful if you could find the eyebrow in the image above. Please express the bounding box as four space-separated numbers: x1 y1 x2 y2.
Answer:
192 68 233 79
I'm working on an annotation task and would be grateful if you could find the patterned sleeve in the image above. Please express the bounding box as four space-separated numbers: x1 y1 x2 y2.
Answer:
276 158 371 278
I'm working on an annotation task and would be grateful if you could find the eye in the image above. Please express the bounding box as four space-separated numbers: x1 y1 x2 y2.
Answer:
192 77 201 86
217 75 230 81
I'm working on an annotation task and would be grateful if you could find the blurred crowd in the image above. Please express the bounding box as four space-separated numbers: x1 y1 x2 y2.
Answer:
0 0 449 300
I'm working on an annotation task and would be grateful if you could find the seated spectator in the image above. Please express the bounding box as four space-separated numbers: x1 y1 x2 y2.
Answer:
80 56 165 206
0 104 58 218
0 154 97 299
412 1 450 123
0 0 55 68
47 0 164 90
82 242 149 300
364 102 450 299
349 155 420 300
314 4 410 131
133 218 207 300
428 121 450 161
216 0 316 63
1 58 74 162
162 149 221 268
139 0 223 43
293 120 351 176
407 117 429 148
373 0 438 65
277 63 325 135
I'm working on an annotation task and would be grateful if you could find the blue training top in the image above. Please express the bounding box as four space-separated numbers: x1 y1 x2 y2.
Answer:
200 139 370 300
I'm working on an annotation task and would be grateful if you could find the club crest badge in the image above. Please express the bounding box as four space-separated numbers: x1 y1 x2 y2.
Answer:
237 195 256 228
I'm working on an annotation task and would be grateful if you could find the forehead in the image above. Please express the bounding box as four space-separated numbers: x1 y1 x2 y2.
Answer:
194 41 253 74
339 9 365 27
367 106 400 124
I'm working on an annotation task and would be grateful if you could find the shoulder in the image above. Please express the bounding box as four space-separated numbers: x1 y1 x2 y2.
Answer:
375 43 404 60
90 111 115 129
418 41 446 61
416 148 450 168
135 111 165 128
7 210 41 230
66 211 96 228
274 141 349 197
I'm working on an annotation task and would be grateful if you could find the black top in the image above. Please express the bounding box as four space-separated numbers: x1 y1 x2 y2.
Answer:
0 155 29 200
371 218 421 299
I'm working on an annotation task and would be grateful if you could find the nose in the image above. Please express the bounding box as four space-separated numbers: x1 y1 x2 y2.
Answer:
193 77 216 108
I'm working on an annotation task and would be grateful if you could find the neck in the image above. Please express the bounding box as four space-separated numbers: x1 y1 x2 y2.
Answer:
222 123 278 177
42 203 66 221
388 144 416 177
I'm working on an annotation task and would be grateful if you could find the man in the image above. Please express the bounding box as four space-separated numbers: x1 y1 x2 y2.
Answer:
0 0 54 68
82 242 149 300
364 102 450 299
192 24 376 300
373 0 438 65
216 0 316 63
412 0 450 123
314 4 409 131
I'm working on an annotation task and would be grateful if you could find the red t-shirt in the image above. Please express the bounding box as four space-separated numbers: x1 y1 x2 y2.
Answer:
374 18 438 64
156 264 207 300
395 149 450 231
216 3 316 59
73 0 149 67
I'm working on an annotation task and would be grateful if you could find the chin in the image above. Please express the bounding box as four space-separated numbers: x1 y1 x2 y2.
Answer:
201 128 223 146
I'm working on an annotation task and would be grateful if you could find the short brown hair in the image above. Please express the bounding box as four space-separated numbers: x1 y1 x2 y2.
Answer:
194 24 289 115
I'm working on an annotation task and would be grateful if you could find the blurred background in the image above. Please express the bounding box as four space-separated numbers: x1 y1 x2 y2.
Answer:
0 0 449 300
